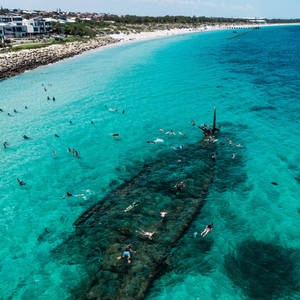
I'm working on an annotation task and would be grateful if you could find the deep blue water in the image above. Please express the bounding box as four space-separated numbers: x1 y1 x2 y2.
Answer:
0 26 300 299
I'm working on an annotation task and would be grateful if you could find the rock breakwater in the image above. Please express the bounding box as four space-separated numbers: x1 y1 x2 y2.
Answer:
0 37 117 80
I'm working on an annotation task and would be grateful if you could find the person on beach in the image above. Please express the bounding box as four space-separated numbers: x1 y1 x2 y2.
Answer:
117 245 135 264
66 192 85 197
23 135 30 139
17 178 26 186
138 229 156 240
201 223 213 238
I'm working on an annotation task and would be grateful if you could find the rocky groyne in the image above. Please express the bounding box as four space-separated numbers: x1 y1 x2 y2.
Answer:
0 36 117 80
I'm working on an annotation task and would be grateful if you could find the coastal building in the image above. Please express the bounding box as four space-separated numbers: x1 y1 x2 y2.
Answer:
0 15 27 38
23 17 52 35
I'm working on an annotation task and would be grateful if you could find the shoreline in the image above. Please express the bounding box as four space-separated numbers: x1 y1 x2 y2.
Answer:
0 23 299 81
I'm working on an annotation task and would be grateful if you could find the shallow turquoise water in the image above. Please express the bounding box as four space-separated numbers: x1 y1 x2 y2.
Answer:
0 26 300 299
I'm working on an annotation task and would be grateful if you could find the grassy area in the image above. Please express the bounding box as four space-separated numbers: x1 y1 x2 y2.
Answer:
1 36 91 53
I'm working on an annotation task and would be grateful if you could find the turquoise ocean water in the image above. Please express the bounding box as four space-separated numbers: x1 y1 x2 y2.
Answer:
0 26 300 299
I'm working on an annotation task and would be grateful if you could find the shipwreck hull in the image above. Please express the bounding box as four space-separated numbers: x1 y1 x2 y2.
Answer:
55 139 218 299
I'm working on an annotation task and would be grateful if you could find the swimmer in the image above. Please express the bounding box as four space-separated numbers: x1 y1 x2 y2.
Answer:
75 151 79 158
160 129 164 133
193 232 198 239
7 113 12 116
104 105 107 109
211 153 217 161
110 133 119 137
108 107 117 112
47 96 50 100
17 178 26 186
54 134 60 138
23 135 30 139
154 138 164 143
201 223 213 238
172 145 184 150
124 201 140 212
160 211 167 222
0 108 3 112
67 148 71 152
178 132 184 136
228 140 232 146
175 181 185 191
91 121 94 125
13 109 17 113
44 87 47 92
235 144 242 148
52 97 55 101
3 141 8 148
138 229 156 240
232 153 236 159
69 120 72 124
122 110 125 114
53 150 56 156
191 120 195 126
66 192 85 197
25 106 28 109
117 245 135 264
146 141 155 144
170 130 176 135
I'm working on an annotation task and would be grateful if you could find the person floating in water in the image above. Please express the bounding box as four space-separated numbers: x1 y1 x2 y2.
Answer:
17 178 26 186
138 229 156 240
160 211 167 222
23 135 30 139
201 223 213 238
66 192 85 197
124 201 140 212
147 138 164 144
172 145 184 150
175 181 185 191
117 245 135 264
